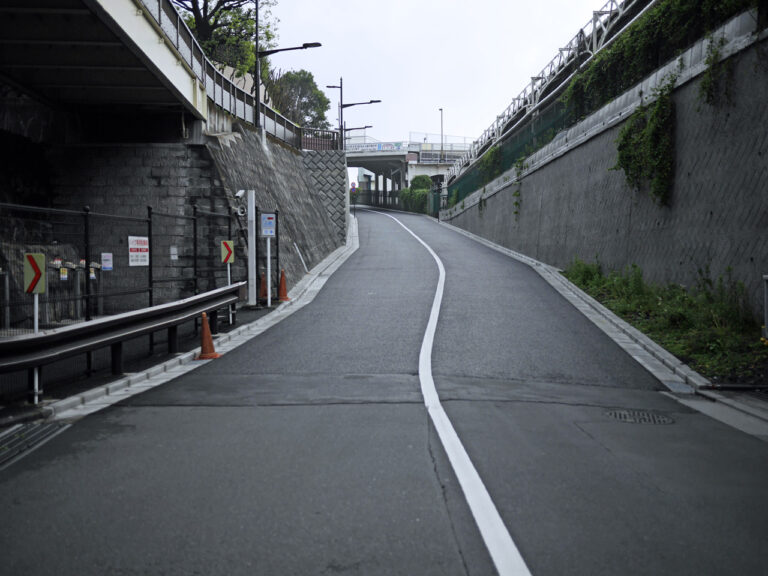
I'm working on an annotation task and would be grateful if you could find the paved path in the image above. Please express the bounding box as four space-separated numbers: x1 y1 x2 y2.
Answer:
1 210 766 575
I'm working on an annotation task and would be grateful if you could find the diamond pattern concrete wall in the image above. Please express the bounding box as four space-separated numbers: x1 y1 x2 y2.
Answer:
446 38 768 319
302 150 348 245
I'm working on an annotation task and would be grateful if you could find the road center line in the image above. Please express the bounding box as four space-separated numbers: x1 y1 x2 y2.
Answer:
370 210 532 576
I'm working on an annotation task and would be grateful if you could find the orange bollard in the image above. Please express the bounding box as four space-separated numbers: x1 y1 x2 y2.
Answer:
196 312 221 360
259 272 267 301
278 269 290 302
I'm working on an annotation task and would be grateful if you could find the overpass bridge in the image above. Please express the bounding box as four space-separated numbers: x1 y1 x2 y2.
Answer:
345 140 469 202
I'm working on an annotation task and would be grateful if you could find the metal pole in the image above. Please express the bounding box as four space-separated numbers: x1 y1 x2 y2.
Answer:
84 206 92 321
764 274 768 339
254 0 262 137
193 204 199 295
339 77 344 151
275 209 280 293
147 205 154 353
440 107 444 163
266 237 271 308
2 271 8 330
247 190 257 306
33 292 39 405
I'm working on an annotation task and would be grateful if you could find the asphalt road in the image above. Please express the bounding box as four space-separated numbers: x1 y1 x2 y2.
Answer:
1 210 767 576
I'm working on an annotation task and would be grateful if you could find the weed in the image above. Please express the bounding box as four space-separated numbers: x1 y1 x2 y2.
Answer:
563 259 768 383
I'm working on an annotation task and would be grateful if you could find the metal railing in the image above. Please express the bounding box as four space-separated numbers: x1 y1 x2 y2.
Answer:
0 282 245 402
135 0 338 150
447 0 653 181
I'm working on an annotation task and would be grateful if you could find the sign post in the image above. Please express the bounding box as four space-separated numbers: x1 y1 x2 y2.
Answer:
221 240 234 323
260 213 277 307
24 253 45 405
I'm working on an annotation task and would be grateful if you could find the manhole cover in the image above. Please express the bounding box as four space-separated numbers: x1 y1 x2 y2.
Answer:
604 409 674 424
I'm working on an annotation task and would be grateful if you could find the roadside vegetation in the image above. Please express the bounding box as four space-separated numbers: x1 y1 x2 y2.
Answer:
563 259 768 385
399 175 433 214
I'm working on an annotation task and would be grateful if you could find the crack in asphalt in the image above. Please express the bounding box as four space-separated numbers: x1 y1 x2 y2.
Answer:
426 414 471 576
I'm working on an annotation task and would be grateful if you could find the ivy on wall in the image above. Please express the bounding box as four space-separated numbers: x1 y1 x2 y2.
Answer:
613 75 677 205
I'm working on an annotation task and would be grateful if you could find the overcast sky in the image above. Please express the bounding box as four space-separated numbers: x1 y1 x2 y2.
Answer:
268 0 603 144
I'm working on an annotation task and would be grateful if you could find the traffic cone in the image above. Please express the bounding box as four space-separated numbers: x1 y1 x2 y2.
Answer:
259 272 267 301
278 269 290 301
196 312 221 360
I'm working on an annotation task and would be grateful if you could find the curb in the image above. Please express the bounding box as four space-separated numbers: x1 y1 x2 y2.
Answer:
433 223 752 394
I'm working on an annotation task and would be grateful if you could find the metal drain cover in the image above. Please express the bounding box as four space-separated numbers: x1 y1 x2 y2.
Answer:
605 409 674 425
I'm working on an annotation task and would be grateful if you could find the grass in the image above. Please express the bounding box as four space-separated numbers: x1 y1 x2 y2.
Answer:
562 259 768 386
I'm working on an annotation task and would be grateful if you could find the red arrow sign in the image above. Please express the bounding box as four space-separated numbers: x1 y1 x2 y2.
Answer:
221 240 234 264
26 254 42 293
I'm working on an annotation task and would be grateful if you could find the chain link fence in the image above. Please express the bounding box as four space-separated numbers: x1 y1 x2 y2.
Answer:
0 201 243 400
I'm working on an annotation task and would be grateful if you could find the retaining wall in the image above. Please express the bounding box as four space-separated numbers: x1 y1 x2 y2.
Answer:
443 26 768 319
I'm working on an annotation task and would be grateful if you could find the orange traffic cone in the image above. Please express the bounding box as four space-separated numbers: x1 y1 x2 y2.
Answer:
259 272 267 301
278 269 290 302
196 312 221 360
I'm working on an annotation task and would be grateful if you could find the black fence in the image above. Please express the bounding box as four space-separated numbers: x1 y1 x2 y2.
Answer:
0 201 243 340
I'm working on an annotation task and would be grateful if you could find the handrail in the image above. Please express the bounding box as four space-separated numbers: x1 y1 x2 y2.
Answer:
135 0 336 149
447 0 653 181
0 282 246 379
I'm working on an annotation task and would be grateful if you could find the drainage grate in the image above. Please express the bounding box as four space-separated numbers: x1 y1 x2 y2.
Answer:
0 421 67 469
604 409 674 425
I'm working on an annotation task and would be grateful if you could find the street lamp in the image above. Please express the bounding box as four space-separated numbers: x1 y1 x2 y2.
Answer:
439 107 444 163
326 77 380 150
253 0 319 133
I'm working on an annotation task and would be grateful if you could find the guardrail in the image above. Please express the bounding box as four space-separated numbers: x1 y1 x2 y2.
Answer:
0 282 245 401
447 0 652 181
135 0 337 150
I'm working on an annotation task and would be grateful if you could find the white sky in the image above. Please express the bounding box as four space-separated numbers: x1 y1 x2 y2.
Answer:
268 0 603 144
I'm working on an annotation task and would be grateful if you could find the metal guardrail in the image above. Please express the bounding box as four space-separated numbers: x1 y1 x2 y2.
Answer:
447 0 652 181
135 0 337 150
0 282 246 400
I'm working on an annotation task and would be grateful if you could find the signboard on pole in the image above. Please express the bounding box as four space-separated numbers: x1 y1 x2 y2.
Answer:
128 236 149 266
24 253 45 293
101 253 113 271
221 240 234 264
260 213 276 237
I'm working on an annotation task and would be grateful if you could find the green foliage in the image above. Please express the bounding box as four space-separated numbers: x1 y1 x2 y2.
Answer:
410 175 433 191
563 259 767 381
562 0 752 122
699 34 733 106
613 75 676 205
447 189 459 209
477 145 502 184
174 0 278 91
266 69 330 128
399 187 430 214
512 156 527 221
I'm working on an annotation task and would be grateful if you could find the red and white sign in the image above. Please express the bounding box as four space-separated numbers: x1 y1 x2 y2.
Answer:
128 236 149 267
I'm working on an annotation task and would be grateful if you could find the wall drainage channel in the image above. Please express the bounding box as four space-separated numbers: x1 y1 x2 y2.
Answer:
605 410 675 425
0 421 69 469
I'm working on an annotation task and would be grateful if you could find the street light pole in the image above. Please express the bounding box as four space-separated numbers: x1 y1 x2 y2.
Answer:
255 0 260 133
326 77 344 149
439 107 444 163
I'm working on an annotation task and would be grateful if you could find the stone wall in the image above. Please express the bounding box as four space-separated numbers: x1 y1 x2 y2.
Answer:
442 31 768 319
205 124 345 293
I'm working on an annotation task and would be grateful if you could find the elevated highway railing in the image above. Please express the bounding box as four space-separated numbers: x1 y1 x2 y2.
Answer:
447 0 653 182
135 0 338 150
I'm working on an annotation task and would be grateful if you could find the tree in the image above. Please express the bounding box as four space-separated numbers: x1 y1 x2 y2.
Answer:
266 69 330 129
410 175 433 190
171 0 278 83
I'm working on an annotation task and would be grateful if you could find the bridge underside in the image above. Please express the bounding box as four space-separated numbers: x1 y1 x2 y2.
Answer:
0 0 202 144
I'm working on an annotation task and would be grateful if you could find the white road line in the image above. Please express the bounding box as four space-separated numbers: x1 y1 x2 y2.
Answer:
370 210 532 576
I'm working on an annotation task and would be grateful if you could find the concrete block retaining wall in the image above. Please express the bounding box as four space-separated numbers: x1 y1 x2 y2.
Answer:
205 124 345 294
443 31 768 319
